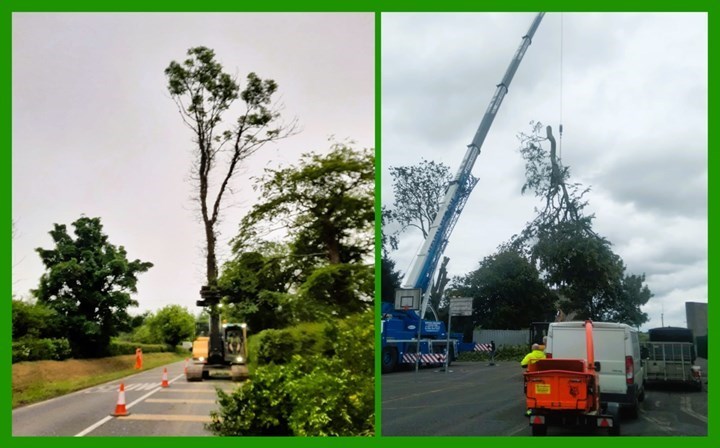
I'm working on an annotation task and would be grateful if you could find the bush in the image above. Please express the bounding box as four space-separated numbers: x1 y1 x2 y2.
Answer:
208 310 374 436
107 340 170 356
254 323 324 367
12 338 72 363
457 344 529 362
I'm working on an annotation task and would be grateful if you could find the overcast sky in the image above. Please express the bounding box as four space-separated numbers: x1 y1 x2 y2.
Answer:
382 12 707 332
12 13 374 314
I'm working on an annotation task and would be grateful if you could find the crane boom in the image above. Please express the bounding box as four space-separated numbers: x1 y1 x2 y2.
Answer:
402 13 545 318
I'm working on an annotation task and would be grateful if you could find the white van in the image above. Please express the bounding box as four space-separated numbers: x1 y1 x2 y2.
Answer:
545 321 645 418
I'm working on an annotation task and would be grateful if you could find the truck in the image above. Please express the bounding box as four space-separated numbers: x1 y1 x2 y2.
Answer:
525 320 620 436
381 12 545 373
185 286 249 382
643 327 702 391
381 301 463 373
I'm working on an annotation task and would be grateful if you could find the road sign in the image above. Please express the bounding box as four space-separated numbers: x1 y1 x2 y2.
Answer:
450 297 473 316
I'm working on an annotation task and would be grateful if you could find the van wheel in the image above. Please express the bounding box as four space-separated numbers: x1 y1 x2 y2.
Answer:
638 387 645 402
608 402 621 436
627 395 639 419
531 425 547 436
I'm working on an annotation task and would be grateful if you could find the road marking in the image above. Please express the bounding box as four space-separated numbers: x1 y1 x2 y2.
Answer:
159 388 226 394
146 398 216 404
680 396 708 423
75 372 185 437
120 414 212 423
639 409 674 434
74 416 113 437
506 422 529 436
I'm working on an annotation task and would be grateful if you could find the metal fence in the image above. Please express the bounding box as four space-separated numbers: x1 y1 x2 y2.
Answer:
473 329 529 347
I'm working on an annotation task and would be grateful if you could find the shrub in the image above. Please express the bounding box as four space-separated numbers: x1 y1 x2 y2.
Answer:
12 338 72 363
457 344 529 362
107 340 169 356
208 310 374 436
254 324 323 367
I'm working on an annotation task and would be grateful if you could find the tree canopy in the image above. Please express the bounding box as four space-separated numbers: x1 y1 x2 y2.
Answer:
506 122 651 327
387 159 451 239
221 143 374 329
451 249 556 329
32 216 153 357
147 305 196 347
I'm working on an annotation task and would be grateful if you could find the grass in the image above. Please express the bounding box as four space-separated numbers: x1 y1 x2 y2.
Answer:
12 352 187 409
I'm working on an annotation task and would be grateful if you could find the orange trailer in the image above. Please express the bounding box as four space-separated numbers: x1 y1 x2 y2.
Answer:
524 320 620 436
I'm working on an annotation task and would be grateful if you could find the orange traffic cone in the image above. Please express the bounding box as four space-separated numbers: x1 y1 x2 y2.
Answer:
161 367 169 387
111 383 130 417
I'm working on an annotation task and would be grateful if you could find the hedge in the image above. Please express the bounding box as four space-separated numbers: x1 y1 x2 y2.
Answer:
107 340 171 356
457 344 530 363
12 338 72 363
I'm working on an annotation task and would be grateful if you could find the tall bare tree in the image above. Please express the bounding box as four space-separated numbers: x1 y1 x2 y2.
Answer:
165 46 297 337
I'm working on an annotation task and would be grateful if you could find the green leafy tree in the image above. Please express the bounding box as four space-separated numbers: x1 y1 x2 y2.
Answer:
12 299 61 340
381 257 402 304
32 216 153 357
229 143 374 320
147 305 196 347
236 143 374 269
219 247 294 331
387 159 451 239
384 160 454 314
451 249 556 329
165 46 297 340
510 122 650 326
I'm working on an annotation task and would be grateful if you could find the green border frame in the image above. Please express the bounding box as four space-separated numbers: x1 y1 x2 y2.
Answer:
4 1 716 447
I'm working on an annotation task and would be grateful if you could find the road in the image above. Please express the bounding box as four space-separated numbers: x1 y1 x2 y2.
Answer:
381 358 708 436
13 360 241 436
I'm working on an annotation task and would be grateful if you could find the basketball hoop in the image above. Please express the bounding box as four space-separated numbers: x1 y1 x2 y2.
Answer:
402 306 410 311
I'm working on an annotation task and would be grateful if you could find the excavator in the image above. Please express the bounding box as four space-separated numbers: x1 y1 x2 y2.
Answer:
186 286 249 382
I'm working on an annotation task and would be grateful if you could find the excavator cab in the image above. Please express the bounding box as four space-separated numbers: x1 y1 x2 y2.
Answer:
187 322 249 382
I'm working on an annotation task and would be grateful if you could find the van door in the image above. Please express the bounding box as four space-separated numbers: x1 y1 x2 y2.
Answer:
592 327 628 395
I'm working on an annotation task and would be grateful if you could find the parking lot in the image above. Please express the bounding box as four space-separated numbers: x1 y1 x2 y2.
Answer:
381 358 707 436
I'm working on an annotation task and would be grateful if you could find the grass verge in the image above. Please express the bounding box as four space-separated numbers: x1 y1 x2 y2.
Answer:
12 352 187 409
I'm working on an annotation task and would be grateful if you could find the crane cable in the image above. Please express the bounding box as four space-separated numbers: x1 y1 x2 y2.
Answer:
559 12 564 161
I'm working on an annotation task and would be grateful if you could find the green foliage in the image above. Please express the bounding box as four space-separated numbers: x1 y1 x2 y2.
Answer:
12 338 72 363
235 143 374 270
165 46 295 290
219 247 295 331
107 340 170 356
457 344 528 362
32 216 153 358
255 329 299 365
208 310 374 436
254 323 324 367
12 299 61 340
451 249 556 329
129 323 162 344
146 305 195 347
297 263 373 318
381 256 403 303
508 122 651 327
223 144 374 330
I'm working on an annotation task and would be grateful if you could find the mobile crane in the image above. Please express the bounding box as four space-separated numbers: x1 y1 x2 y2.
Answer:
382 13 545 373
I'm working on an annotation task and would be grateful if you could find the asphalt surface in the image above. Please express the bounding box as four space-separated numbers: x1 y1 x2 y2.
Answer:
381 358 708 436
13 360 241 437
